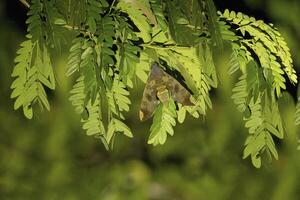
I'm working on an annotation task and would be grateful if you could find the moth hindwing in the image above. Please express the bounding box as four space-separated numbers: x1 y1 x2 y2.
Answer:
139 63 194 121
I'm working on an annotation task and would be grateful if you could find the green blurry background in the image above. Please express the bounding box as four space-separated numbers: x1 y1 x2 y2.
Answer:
0 0 300 199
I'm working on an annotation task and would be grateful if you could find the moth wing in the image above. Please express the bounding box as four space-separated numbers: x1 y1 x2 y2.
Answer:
139 64 162 121
161 72 194 106
139 87 159 121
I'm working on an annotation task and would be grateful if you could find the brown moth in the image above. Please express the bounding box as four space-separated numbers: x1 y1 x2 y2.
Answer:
139 63 194 121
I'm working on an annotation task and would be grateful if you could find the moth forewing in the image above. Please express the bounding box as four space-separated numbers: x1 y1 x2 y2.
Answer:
162 73 194 106
139 86 159 121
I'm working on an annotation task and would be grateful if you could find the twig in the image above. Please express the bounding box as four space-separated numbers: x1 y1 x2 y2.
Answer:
19 0 30 8
141 43 184 50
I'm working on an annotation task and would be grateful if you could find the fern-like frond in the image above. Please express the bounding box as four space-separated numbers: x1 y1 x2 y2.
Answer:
247 41 286 96
67 25 131 148
96 16 116 89
66 37 84 76
107 77 131 119
69 75 132 148
219 9 297 90
105 76 132 147
231 61 284 168
177 104 200 123
79 39 99 103
228 43 252 74
232 74 248 113
11 37 55 119
106 118 133 145
82 94 106 136
242 96 283 168
70 62 132 148
148 99 177 145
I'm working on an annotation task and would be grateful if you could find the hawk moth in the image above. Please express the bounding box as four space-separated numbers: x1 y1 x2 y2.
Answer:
139 63 194 121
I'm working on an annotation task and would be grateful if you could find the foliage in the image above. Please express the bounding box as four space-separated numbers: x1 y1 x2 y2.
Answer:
10 0 298 167
148 99 177 145
11 36 55 119
218 10 297 167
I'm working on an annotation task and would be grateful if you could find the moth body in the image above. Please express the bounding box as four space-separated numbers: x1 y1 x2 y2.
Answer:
156 85 170 104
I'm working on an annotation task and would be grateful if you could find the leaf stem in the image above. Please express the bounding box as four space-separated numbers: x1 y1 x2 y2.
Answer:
108 0 117 15
141 43 188 50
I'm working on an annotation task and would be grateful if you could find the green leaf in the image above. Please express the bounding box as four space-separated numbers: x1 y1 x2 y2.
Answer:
177 104 187 124
54 18 67 25
117 0 152 42
106 118 133 144
251 153 262 168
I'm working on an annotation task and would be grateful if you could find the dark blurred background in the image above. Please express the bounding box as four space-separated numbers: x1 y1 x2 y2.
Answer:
0 0 300 199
